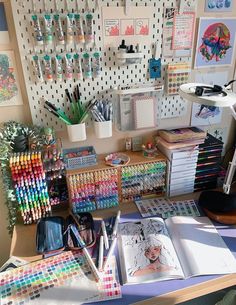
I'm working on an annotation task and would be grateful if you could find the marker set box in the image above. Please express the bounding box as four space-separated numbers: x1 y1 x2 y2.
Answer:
9 151 51 224
67 169 119 213
32 51 101 83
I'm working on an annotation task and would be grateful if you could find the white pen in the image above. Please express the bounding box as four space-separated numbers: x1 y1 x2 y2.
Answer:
103 237 117 271
101 220 109 250
112 210 121 239
98 235 104 271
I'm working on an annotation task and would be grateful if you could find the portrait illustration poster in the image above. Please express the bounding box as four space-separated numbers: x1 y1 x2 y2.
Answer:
194 18 236 68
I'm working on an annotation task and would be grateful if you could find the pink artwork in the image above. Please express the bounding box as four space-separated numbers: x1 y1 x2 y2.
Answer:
121 19 134 36
104 20 120 36
136 19 149 35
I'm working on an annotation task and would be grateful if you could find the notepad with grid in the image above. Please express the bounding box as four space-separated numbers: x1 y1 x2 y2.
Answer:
133 96 156 129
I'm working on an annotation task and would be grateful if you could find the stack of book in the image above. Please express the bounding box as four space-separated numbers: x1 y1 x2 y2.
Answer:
156 127 207 197
194 133 223 192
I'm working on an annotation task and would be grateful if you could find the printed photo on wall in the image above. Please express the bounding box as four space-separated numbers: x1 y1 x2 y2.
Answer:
0 2 9 44
205 0 233 12
194 18 236 68
0 51 23 106
191 102 223 126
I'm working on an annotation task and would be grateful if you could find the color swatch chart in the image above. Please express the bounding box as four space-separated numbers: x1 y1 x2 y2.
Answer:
0 251 122 305
9 152 51 224
67 168 119 213
135 197 200 218
166 62 191 95
121 161 166 202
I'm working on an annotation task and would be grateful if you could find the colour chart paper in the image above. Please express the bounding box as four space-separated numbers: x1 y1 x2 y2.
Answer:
135 198 200 219
0 251 121 305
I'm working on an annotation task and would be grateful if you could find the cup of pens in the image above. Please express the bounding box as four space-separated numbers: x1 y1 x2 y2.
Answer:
91 99 113 139
67 122 86 142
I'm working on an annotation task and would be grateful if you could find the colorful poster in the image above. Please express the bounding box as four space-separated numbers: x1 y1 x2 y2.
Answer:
0 51 23 106
0 3 9 44
172 12 195 50
205 0 233 12
102 6 152 47
194 18 236 68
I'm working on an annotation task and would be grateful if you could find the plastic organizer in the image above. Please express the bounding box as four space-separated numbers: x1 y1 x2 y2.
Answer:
63 146 97 170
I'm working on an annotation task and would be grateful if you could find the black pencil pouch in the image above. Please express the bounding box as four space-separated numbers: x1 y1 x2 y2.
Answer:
36 213 96 254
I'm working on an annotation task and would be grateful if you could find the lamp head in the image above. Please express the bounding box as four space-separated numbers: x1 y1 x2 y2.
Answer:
179 83 236 108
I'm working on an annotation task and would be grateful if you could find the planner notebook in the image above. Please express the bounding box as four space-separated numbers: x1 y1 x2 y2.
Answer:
0 251 121 305
118 216 236 285
133 96 156 129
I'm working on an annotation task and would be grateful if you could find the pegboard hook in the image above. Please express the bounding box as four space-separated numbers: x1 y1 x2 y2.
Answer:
125 0 130 16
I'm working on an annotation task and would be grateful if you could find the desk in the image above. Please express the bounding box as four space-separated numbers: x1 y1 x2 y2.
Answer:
10 192 236 305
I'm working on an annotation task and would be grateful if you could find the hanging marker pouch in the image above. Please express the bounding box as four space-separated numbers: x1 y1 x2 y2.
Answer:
83 53 92 79
93 51 101 78
55 54 63 82
74 14 85 45
31 15 44 46
43 55 53 82
44 15 53 45
53 14 65 45
66 13 74 45
65 53 73 80
73 53 82 80
32 55 44 83
85 13 94 44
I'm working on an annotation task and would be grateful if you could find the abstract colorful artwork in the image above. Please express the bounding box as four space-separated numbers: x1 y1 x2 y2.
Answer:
0 51 23 106
194 18 236 68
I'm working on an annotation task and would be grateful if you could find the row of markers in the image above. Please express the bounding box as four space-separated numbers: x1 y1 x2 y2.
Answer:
68 169 119 213
121 162 167 202
32 13 94 47
32 51 101 83
9 152 51 224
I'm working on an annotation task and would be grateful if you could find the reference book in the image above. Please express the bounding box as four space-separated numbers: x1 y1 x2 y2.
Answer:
118 216 236 284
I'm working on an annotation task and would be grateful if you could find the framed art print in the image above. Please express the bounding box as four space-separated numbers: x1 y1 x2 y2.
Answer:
0 50 23 106
0 2 10 44
194 18 236 68
205 0 233 12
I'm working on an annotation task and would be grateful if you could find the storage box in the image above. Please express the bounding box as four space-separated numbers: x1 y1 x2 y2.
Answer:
63 146 97 169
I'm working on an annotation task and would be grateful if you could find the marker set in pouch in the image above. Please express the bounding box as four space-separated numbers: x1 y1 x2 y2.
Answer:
31 13 94 48
32 52 101 82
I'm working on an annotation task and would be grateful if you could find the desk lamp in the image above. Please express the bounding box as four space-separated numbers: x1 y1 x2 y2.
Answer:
179 82 236 224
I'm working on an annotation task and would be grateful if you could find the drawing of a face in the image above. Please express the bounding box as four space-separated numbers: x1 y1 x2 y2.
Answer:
199 22 231 62
145 246 161 262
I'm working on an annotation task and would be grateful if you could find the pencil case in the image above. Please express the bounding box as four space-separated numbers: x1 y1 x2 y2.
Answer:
36 213 96 254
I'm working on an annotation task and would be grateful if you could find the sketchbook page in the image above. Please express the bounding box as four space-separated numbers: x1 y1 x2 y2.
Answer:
118 217 184 284
166 216 236 278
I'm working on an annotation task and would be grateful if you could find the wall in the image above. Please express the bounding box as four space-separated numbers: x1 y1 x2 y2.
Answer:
0 0 236 265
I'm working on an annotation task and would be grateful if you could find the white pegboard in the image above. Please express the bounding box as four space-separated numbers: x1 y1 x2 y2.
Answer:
11 0 192 131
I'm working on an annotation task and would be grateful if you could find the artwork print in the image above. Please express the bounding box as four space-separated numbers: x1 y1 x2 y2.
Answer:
195 18 236 68
102 7 152 47
0 51 23 106
0 3 9 44
205 0 233 12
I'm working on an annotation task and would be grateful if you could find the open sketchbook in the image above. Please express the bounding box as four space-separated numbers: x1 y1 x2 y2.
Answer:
118 216 236 284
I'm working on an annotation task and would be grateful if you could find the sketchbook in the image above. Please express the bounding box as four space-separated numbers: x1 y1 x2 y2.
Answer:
118 216 236 285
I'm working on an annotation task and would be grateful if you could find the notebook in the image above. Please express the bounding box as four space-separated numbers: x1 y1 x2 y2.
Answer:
133 96 156 129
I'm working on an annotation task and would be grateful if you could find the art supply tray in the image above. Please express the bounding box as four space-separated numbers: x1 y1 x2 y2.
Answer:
63 146 97 169
36 214 96 254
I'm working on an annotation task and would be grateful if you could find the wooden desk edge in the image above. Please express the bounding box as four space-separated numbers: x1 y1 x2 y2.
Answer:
132 274 236 305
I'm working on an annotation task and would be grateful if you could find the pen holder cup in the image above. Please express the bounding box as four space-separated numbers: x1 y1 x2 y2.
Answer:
94 120 112 139
67 123 86 142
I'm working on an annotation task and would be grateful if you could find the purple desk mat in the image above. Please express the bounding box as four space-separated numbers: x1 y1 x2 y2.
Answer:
87 213 236 305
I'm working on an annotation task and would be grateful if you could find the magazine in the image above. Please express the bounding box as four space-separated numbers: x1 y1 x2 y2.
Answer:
118 216 236 284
